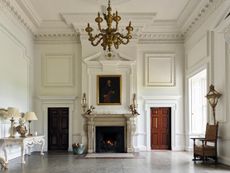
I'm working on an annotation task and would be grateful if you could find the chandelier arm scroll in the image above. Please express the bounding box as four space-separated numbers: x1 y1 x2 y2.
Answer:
89 33 104 46
117 36 129 45
114 33 131 45
91 37 104 46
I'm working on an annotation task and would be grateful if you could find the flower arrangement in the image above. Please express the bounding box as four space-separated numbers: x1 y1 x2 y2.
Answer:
16 117 27 137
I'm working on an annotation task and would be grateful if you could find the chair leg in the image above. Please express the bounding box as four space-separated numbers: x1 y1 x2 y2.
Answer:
192 153 197 162
215 156 218 164
202 155 205 162
193 154 196 162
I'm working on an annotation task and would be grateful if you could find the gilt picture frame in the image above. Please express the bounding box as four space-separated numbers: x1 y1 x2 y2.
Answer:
97 75 121 105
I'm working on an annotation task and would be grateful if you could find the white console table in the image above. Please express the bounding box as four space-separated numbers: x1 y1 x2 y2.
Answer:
0 136 45 164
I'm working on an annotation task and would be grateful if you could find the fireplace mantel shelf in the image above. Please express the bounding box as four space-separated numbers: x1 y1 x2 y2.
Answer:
82 113 138 119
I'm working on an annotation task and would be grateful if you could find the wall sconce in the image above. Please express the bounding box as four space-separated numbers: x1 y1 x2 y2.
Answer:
129 93 139 116
132 93 137 109
7 107 21 138
81 93 87 113
206 84 222 125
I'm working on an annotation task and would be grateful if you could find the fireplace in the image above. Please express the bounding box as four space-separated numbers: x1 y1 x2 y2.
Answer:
82 113 136 153
96 126 125 153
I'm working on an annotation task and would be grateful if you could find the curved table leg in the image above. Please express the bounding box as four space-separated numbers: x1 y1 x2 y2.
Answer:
2 144 8 163
21 144 25 164
40 138 45 156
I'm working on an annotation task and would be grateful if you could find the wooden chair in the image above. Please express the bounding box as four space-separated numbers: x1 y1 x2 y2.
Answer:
191 123 218 163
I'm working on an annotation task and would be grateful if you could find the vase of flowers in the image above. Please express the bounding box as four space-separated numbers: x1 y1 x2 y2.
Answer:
16 118 27 137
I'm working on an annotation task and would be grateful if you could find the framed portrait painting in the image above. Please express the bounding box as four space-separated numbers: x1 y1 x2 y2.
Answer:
97 75 121 105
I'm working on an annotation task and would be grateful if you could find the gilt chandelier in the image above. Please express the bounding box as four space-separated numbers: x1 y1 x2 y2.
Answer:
85 0 133 52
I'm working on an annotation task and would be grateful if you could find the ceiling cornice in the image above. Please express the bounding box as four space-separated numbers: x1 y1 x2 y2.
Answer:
61 12 156 29
178 0 225 38
33 20 78 43
138 33 184 44
95 0 130 5
0 0 41 33
16 0 41 27
215 10 230 44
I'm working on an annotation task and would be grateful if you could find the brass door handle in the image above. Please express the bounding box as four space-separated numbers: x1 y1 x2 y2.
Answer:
155 118 158 128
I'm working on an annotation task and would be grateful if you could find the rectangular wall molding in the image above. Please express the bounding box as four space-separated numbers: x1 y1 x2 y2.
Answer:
145 53 175 86
42 54 74 87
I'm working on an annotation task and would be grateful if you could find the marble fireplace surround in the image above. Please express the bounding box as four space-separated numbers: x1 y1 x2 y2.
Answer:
82 113 137 153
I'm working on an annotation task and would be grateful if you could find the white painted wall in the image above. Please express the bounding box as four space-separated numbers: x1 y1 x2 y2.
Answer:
184 1 230 165
33 37 185 152
33 42 82 151
136 43 184 151
0 0 229 166
0 5 34 159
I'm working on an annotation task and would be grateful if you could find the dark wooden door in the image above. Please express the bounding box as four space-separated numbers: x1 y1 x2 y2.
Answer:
48 108 69 150
151 107 171 150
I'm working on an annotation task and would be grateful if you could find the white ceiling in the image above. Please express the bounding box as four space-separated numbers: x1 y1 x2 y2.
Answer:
30 0 190 21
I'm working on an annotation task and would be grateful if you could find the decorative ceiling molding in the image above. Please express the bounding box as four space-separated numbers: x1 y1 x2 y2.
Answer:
0 0 40 33
34 33 79 44
94 0 131 5
177 0 200 28
61 12 156 29
178 0 224 38
33 20 78 42
138 33 184 44
215 10 230 33
16 0 41 27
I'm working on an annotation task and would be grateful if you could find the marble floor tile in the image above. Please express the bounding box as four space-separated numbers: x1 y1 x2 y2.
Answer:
3 151 230 173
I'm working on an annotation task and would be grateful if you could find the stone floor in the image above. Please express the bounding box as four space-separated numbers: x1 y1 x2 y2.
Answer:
4 151 230 173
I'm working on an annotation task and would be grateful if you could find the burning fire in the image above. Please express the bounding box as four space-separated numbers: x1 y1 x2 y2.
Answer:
106 140 114 146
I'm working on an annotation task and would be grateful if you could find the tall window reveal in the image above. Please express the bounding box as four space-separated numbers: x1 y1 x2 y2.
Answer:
189 69 207 135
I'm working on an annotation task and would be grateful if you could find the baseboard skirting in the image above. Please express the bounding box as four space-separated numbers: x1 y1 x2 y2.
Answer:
218 155 230 166
171 146 185 151
185 146 193 152
134 145 185 152
134 145 147 152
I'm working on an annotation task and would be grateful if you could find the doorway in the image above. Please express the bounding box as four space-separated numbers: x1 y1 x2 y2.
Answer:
48 107 69 150
151 107 171 150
